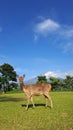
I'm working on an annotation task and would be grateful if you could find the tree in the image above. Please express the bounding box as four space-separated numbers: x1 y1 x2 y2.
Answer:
0 63 17 81
36 76 48 84
8 82 18 91
63 75 73 91
0 76 2 90
50 75 73 91
0 76 8 93
0 63 17 92
49 77 60 90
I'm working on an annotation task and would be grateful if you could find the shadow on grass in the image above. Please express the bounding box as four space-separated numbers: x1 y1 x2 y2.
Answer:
0 96 24 102
21 103 51 109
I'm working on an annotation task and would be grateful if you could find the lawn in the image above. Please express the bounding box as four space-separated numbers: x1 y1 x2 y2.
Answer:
0 92 73 130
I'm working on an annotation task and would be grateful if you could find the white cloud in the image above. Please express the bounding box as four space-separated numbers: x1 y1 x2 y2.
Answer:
34 19 60 35
34 17 73 38
43 71 58 78
33 17 73 53
43 70 73 79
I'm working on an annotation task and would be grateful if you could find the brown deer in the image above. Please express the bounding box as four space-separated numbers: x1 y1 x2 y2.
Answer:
17 75 53 110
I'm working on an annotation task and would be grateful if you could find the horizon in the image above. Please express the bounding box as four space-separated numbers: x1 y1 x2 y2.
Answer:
0 0 73 80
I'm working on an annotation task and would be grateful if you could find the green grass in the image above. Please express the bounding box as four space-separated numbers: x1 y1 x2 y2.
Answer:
0 92 73 130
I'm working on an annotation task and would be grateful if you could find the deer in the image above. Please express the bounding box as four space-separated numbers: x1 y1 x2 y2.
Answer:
17 75 53 110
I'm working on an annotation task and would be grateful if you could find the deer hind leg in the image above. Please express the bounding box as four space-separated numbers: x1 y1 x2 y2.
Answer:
44 94 53 108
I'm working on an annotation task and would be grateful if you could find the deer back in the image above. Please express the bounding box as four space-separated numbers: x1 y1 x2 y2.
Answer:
23 83 52 96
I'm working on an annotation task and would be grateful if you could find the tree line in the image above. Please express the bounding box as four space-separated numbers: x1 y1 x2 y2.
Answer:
37 75 73 91
0 63 73 93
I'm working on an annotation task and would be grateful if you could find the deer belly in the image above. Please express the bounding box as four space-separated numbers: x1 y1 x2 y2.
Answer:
32 90 43 96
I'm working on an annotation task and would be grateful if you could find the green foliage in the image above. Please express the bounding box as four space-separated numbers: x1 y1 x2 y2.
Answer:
49 76 59 90
50 75 73 91
9 82 18 90
36 75 73 91
0 63 17 92
0 63 17 81
36 75 48 84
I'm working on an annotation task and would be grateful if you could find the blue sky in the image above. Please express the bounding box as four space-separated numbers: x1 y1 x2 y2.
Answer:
0 0 73 80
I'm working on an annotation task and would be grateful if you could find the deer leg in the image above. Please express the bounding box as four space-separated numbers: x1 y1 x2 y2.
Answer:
44 94 53 108
45 98 48 107
44 95 48 107
25 97 30 110
47 95 53 108
30 97 35 108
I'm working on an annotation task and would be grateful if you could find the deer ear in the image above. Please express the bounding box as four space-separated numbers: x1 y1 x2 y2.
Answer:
23 74 25 78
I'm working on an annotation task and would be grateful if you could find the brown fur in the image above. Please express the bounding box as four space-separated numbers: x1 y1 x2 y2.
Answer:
17 75 53 110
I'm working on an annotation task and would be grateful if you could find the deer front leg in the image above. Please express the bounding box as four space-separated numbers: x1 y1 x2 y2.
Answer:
30 97 35 108
25 97 30 110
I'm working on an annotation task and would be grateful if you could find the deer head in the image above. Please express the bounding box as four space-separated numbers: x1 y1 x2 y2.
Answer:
17 74 25 83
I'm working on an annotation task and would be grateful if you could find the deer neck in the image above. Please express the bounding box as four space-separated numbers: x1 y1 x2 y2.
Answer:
20 82 24 91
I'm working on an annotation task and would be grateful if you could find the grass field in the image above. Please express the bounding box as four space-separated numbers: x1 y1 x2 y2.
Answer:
0 92 73 130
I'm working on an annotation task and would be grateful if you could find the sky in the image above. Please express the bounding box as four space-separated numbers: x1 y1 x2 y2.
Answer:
0 0 73 80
